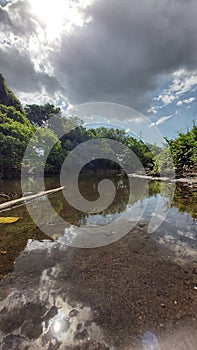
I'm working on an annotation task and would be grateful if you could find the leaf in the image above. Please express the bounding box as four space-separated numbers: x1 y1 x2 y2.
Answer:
0 217 20 224
0 250 7 255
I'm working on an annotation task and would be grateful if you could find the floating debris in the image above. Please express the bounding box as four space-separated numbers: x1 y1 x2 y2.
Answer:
0 217 20 224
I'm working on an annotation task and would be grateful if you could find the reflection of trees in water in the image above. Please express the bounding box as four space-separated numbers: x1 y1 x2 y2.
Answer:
127 178 148 204
149 181 175 202
58 175 149 226
148 180 161 196
149 180 197 219
172 184 197 219
46 176 197 226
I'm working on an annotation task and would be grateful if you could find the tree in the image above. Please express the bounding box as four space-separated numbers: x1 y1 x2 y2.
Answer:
0 100 34 178
24 103 61 126
153 146 175 175
23 127 66 174
153 124 197 176
0 74 24 113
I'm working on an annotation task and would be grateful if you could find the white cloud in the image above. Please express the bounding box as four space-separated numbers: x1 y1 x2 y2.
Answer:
155 94 176 106
150 115 172 127
156 69 197 107
183 97 196 104
147 106 158 114
171 70 197 96
177 96 196 106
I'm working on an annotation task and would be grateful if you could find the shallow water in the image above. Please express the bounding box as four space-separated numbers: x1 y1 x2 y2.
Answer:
0 175 197 349
0 175 196 259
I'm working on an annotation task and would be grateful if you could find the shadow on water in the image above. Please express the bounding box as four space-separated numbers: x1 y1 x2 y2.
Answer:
0 175 197 349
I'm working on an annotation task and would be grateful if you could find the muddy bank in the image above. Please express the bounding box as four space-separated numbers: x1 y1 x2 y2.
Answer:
0 226 196 349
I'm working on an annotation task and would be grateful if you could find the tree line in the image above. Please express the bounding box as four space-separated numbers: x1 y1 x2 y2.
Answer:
0 74 196 178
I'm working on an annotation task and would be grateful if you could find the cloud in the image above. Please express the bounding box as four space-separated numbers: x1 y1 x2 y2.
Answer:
155 94 176 105
0 0 38 38
50 0 197 112
150 115 172 127
177 96 196 106
0 45 65 96
156 70 197 107
148 106 158 115
0 0 197 113
171 70 197 96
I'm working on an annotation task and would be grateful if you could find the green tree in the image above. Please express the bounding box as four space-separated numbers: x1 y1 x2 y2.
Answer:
25 103 61 126
0 108 34 177
0 74 24 113
23 127 66 174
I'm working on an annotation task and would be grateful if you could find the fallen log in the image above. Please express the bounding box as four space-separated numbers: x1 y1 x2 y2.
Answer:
0 194 10 200
0 186 64 212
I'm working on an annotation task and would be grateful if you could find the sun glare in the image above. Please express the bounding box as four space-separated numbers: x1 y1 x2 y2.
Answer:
30 0 85 40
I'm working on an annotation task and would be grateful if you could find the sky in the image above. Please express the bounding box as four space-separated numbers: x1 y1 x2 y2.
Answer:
0 0 197 144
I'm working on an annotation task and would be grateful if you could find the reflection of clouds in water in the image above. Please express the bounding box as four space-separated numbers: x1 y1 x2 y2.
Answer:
157 232 197 263
134 194 197 263
28 188 197 258
153 210 197 263
39 270 105 349
0 239 196 349
0 240 108 350
142 331 160 350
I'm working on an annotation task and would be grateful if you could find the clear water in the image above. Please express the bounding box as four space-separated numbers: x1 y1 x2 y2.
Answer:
0 175 196 349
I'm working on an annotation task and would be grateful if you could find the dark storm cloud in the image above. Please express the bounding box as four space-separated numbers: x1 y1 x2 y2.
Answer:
1 0 197 110
0 46 65 96
51 0 197 110
0 5 12 28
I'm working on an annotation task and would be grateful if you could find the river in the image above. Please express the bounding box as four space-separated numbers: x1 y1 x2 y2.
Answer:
0 175 196 349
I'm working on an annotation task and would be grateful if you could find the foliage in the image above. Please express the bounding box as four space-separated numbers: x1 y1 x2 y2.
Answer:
0 104 31 125
0 133 27 178
24 103 61 126
153 147 175 175
153 124 197 176
0 74 23 113
87 127 155 169
23 127 66 174
0 103 34 178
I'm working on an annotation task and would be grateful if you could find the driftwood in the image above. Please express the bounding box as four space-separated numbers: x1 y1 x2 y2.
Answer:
0 194 10 200
129 174 197 184
0 186 64 211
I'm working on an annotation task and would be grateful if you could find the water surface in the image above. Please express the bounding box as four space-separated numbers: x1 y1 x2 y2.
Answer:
0 175 197 349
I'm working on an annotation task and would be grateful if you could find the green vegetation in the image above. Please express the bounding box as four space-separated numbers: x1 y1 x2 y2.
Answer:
0 74 23 114
0 74 196 179
153 125 197 176
0 103 34 178
24 103 61 126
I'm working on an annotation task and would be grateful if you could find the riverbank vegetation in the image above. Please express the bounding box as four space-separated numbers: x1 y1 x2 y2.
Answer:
0 74 196 179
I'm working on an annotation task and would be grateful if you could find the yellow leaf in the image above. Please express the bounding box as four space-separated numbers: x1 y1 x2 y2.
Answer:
0 217 20 224
0 250 7 255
